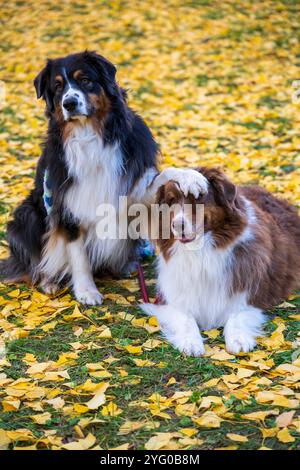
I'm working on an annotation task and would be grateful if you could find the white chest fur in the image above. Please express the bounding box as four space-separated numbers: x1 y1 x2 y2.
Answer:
157 201 257 330
63 122 130 271
64 122 123 225
157 236 242 329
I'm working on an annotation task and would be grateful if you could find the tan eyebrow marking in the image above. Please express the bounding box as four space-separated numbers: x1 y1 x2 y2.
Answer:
55 75 63 83
73 69 84 79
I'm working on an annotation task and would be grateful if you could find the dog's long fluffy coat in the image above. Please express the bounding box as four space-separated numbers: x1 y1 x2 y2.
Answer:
1 51 206 305
2 52 157 286
142 167 300 355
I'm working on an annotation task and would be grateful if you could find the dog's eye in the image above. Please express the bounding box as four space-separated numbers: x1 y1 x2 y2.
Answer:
81 77 92 87
55 81 63 91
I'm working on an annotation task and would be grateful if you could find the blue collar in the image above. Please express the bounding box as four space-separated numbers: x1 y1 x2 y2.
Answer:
43 168 53 215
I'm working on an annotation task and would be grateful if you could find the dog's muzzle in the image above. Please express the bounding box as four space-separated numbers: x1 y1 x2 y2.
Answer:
63 97 79 113
171 215 196 243
62 90 88 120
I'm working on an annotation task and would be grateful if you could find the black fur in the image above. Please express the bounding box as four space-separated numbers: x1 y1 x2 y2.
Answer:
1 51 159 284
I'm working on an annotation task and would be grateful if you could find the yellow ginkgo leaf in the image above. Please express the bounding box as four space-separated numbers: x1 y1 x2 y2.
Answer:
132 358 155 367
7 289 20 298
277 428 295 443
118 420 146 435
236 368 256 379
242 410 279 421
6 429 35 441
2 398 20 411
142 339 162 350
73 404 89 414
125 345 143 355
98 327 112 338
227 433 248 443
209 348 234 361
85 383 109 410
46 397 65 410
193 411 222 428
105 293 131 305
101 402 123 417
203 329 220 339
166 377 177 386
180 428 197 437
0 429 11 450
260 428 278 438
89 370 112 379
276 411 296 428
61 433 96 450
31 412 51 425
145 432 176 450
199 396 223 409
86 362 105 371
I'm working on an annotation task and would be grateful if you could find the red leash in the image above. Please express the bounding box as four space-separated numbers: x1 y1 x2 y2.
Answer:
136 262 163 304
136 262 149 303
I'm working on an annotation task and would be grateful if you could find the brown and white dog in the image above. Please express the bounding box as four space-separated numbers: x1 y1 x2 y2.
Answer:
142 167 300 355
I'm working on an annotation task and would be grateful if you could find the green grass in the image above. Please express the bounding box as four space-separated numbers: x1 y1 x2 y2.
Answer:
0 264 299 449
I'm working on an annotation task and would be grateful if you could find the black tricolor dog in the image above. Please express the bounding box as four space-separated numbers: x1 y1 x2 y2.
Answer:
1 51 206 304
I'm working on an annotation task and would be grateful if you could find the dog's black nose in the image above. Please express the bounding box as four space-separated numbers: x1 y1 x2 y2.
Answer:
63 97 78 112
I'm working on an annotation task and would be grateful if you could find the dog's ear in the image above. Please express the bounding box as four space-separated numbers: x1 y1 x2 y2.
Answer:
200 167 237 210
156 185 166 205
34 60 54 112
84 51 119 96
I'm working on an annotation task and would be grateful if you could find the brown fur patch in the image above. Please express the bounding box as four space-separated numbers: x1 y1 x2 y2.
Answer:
60 91 111 141
73 69 84 80
232 185 300 309
55 74 63 84
89 91 111 132
196 167 247 249
38 224 83 287
54 105 65 128
62 119 80 141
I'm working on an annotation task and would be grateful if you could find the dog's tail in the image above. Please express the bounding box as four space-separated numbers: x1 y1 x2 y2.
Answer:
0 193 45 285
0 255 29 284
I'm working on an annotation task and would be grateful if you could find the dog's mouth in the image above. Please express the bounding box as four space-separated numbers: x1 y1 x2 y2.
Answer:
178 234 196 244
68 113 89 120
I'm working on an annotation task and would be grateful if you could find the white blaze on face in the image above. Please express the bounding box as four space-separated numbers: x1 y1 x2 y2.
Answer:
171 206 194 239
61 68 88 120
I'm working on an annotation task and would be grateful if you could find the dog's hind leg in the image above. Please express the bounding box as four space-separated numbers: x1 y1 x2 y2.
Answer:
38 226 69 291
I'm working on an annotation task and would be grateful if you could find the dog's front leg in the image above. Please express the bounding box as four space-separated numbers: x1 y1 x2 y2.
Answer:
131 167 208 206
224 307 265 354
141 303 205 357
67 235 103 305
156 167 208 199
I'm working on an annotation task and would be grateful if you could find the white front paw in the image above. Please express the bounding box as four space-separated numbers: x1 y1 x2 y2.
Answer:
74 286 103 305
171 333 205 357
168 168 208 198
225 333 256 354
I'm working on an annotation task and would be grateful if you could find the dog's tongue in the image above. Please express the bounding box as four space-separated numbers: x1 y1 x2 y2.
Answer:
179 234 196 244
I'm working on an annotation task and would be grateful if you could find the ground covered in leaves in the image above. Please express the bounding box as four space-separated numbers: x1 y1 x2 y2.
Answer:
0 0 300 451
